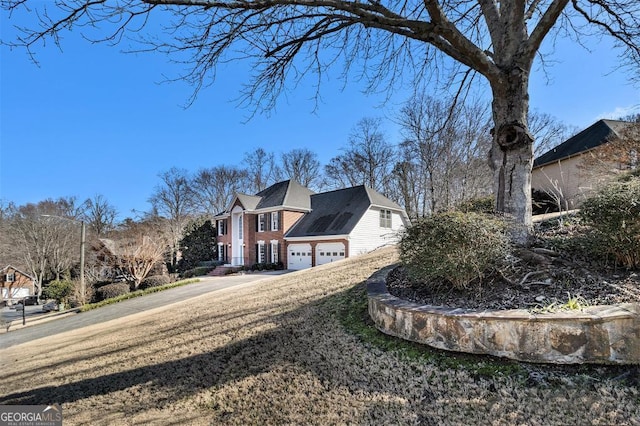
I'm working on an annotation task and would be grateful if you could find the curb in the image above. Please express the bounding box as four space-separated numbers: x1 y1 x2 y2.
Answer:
1 307 81 334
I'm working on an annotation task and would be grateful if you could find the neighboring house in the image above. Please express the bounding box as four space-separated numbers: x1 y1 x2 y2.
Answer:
532 119 633 210
0 265 36 302
214 180 410 271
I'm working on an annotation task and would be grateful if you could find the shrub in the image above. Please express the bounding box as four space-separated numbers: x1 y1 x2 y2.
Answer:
399 211 511 289
139 275 171 290
181 266 214 278
42 279 74 303
456 196 494 214
579 179 640 268
95 282 130 301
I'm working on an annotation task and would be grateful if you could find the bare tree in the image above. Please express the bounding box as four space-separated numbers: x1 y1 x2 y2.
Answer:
4 198 82 298
280 148 322 189
529 110 574 158
191 166 251 217
101 232 167 288
5 0 640 241
82 194 118 237
394 95 492 217
325 117 395 194
148 167 196 270
243 148 279 193
578 120 640 183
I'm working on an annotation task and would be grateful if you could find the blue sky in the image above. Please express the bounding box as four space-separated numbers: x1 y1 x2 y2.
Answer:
1 7 639 220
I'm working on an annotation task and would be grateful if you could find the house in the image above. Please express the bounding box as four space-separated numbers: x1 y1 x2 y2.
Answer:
0 265 36 303
531 119 634 210
214 180 410 270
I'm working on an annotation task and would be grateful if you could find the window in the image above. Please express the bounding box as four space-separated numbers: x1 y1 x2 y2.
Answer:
380 209 392 228
271 212 279 231
217 220 226 236
270 241 279 263
258 214 266 232
257 241 266 263
5 273 15 283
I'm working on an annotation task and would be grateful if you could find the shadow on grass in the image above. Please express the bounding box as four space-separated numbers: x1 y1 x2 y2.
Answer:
1 276 638 423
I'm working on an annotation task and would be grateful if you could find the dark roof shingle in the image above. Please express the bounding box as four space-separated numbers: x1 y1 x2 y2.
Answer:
285 185 401 237
533 119 630 167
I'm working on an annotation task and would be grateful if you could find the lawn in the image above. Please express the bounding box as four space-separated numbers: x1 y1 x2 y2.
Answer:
0 246 638 425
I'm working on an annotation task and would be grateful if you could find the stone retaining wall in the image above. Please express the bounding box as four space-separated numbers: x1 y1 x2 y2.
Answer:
367 266 640 364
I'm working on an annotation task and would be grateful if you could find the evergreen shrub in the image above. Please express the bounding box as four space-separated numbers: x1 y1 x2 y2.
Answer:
579 179 640 268
139 275 171 290
181 267 214 278
456 196 494 214
399 211 511 289
96 282 130 301
42 279 74 303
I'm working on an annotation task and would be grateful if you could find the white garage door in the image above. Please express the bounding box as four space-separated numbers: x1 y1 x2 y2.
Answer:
316 243 346 266
288 244 312 270
1 287 29 299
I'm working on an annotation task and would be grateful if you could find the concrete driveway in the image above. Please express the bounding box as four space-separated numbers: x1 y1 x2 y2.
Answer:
0 271 288 348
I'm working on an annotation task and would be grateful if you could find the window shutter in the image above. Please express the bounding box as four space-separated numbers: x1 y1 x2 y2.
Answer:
266 213 271 231
266 243 271 263
256 244 260 263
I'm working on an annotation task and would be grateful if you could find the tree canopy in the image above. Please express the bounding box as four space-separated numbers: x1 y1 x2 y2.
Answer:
4 0 640 240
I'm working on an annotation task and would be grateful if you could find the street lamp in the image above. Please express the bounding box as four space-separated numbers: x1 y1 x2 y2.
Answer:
41 215 86 302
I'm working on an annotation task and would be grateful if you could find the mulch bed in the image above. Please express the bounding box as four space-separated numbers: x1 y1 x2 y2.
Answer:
386 222 640 311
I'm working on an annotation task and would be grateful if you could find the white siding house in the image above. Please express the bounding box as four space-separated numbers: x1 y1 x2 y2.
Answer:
284 185 410 269
348 207 406 255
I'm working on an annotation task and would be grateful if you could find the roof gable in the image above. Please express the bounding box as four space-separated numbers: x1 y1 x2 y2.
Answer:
0 265 35 280
235 193 262 211
533 119 630 167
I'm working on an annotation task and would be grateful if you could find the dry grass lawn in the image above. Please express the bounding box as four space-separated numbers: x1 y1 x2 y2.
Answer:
0 246 639 425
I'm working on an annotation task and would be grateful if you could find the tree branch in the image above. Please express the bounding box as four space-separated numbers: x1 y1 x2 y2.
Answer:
527 0 570 57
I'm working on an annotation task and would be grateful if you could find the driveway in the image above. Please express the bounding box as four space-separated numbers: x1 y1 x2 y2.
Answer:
0 271 288 348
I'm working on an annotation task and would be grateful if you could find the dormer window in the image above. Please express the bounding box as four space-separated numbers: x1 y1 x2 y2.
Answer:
380 209 392 228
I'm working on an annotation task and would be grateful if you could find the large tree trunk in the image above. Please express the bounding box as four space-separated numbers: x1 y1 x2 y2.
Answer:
489 69 534 245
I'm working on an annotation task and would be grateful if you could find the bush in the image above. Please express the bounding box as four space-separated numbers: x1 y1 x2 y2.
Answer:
42 279 74 303
579 179 640 268
181 266 215 278
139 275 171 290
456 196 494 214
95 282 130 301
399 211 511 289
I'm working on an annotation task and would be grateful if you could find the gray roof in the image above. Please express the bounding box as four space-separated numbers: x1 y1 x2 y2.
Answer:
255 180 314 211
285 185 400 237
214 180 314 217
235 193 262 211
533 119 630 168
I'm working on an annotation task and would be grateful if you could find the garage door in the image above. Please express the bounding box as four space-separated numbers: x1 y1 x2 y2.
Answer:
288 244 312 270
1 287 30 299
316 243 346 266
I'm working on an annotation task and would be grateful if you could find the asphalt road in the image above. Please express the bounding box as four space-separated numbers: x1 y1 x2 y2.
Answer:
0 271 288 349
